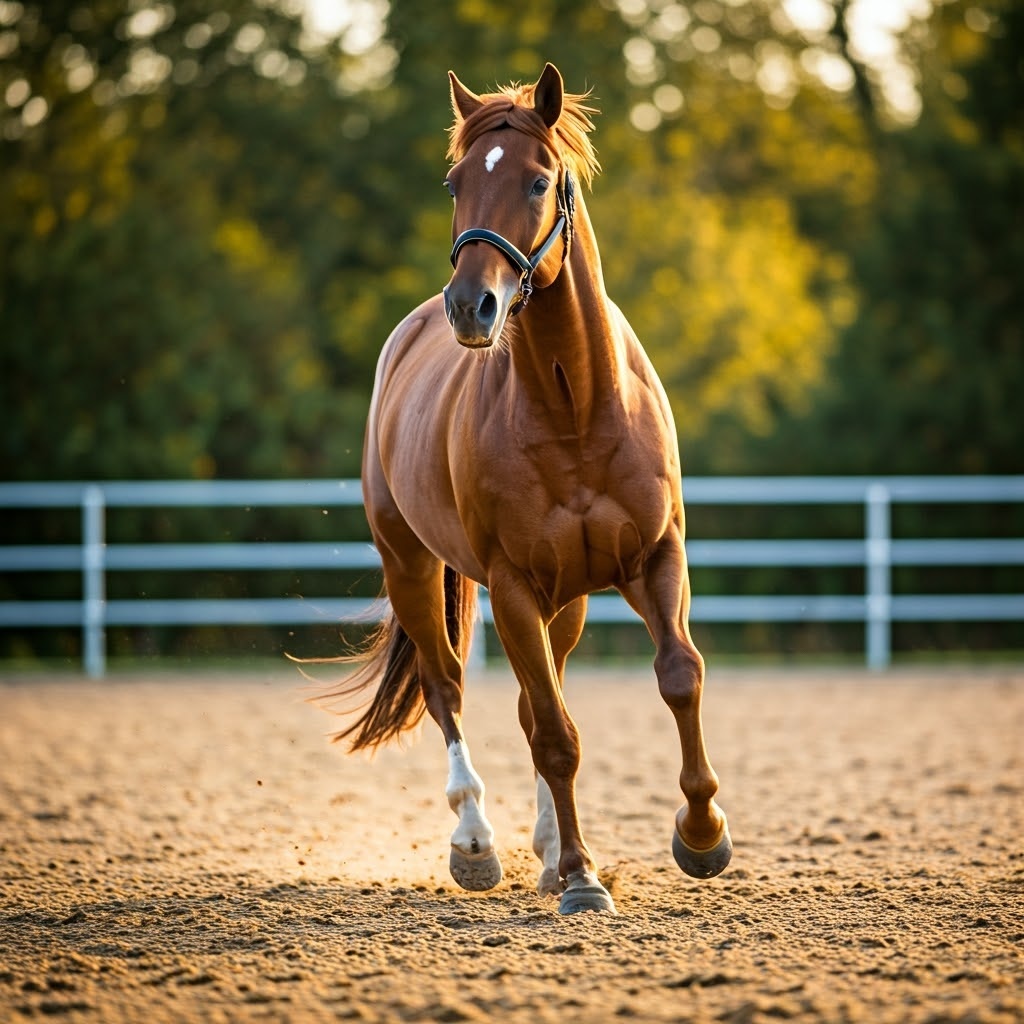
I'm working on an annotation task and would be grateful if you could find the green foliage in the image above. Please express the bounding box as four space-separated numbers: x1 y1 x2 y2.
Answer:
1 0 1021 662
1 0 377 480
757 0 1024 474
3 0 1019 483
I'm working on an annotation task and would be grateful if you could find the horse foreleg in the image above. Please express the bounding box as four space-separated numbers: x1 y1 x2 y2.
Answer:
492 571 614 914
620 528 732 880
517 597 587 897
374 534 502 891
444 736 502 890
660 645 732 880
518 687 561 895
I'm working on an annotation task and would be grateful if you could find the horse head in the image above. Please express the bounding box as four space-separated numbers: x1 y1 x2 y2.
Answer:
442 63 577 349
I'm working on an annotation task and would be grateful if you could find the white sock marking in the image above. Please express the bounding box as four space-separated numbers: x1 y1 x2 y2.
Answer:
533 775 561 893
446 740 494 856
484 146 504 172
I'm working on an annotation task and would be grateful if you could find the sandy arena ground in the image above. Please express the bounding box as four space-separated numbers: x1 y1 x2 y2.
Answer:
1 665 1022 1023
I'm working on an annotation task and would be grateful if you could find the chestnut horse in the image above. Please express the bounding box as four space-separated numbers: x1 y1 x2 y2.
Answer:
313 64 731 914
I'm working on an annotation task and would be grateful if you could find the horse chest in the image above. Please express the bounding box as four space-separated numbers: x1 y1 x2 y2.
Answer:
503 483 667 598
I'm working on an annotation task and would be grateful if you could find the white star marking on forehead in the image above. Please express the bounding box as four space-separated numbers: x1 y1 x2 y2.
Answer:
484 146 504 172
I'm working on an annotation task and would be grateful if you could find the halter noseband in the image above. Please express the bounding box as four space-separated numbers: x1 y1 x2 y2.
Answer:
448 172 576 317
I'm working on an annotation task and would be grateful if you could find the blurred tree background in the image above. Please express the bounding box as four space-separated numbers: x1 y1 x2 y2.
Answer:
1 0 1021 663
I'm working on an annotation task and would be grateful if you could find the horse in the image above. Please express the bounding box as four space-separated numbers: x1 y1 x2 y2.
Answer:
311 63 731 915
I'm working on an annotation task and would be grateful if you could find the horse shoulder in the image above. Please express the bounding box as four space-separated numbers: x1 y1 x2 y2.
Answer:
375 295 450 387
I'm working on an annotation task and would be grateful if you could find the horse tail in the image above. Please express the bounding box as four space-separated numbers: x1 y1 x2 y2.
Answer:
443 564 479 671
302 566 478 752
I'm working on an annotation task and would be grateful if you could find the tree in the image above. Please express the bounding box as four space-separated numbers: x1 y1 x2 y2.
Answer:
1 0 380 480
3 0 1018 485
758 0 1024 474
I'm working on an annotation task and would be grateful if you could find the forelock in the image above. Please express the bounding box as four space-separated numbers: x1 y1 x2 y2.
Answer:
447 82 600 188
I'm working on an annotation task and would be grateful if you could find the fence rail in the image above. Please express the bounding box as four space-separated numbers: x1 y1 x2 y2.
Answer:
1 477 1022 676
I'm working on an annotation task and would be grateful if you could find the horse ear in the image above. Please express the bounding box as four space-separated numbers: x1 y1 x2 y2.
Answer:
449 71 483 121
532 63 564 129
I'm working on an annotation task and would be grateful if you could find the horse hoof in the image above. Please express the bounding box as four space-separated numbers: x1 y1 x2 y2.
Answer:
672 822 733 880
537 866 563 897
449 847 503 891
558 872 617 915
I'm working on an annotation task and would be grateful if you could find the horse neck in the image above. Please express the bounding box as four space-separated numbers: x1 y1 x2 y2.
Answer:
509 199 624 431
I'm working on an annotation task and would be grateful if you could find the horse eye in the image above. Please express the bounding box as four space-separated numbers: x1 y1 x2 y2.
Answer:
443 180 456 199
531 178 551 197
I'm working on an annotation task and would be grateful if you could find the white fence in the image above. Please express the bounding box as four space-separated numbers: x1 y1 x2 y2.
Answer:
1 477 1022 676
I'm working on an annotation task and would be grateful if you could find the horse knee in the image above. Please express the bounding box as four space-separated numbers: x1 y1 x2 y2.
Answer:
421 676 464 740
531 717 581 783
656 643 705 712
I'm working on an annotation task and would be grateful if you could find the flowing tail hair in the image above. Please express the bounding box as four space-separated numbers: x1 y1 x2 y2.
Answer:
298 566 478 752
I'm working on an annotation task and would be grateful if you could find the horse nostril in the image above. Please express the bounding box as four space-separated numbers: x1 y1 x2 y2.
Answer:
477 291 497 323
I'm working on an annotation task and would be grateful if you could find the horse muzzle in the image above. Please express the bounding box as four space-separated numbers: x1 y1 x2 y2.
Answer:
443 282 509 349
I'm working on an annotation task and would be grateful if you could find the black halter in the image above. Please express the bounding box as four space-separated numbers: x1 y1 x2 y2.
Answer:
449 172 576 317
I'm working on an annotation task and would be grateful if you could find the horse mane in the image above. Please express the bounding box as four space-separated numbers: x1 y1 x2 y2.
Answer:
447 82 601 189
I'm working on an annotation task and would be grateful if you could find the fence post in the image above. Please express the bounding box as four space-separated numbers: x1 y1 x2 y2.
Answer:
865 482 891 670
82 485 106 678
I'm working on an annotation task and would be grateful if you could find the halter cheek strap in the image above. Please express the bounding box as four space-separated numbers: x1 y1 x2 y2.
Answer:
449 172 576 317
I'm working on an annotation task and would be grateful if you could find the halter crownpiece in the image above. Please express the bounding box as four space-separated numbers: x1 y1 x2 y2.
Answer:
449 171 576 316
